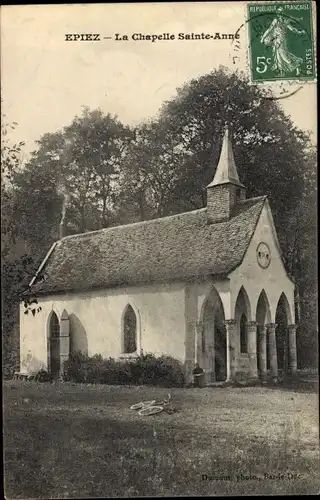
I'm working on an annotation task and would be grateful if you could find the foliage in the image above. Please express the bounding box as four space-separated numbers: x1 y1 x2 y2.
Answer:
62 351 185 387
1 114 25 257
1 114 25 185
2 114 28 377
146 67 309 217
11 107 133 244
116 122 184 222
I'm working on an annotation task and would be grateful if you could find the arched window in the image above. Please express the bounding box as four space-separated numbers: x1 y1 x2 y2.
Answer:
123 305 137 354
240 314 248 354
50 312 60 338
48 312 60 379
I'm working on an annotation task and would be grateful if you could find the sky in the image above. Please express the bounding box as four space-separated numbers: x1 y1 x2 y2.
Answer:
1 2 317 158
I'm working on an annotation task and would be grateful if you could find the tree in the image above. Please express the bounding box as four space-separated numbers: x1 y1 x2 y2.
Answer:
11 108 133 254
1 114 31 377
60 107 133 231
1 112 26 257
154 67 308 218
281 146 317 367
117 122 185 222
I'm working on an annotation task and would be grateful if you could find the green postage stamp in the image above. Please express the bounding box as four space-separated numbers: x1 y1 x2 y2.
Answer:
247 1 316 82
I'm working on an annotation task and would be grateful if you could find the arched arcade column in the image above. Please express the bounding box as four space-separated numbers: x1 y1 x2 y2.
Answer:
60 310 70 379
247 321 258 379
287 324 297 374
255 290 272 382
266 323 278 379
257 324 267 382
224 319 236 381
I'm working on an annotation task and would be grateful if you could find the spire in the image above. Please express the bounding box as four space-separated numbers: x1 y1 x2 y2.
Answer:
207 126 245 188
206 125 246 224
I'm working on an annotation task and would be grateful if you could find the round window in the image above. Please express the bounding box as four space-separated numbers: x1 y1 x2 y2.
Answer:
256 242 271 269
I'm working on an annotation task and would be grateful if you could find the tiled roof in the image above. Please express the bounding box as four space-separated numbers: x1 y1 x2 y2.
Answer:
29 196 266 296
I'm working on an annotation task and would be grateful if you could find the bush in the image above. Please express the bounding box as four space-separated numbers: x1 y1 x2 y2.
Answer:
62 351 185 387
134 353 185 387
62 351 90 383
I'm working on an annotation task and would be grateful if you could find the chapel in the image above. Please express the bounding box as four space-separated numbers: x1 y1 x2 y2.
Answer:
20 127 297 384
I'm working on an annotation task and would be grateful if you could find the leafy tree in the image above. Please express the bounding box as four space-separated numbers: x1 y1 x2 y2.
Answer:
1 112 26 257
153 67 308 218
117 122 184 222
282 146 317 366
60 107 133 231
10 132 64 256
1 114 30 377
11 107 133 253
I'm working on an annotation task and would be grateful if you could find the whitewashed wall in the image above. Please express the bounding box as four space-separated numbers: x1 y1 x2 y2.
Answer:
20 281 186 372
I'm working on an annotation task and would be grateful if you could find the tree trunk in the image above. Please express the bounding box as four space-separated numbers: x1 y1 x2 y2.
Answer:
101 197 108 227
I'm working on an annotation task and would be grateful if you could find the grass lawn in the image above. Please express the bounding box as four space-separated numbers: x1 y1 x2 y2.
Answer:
3 381 319 498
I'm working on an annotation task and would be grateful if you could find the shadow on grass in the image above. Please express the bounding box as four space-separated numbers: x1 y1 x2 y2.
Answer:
263 380 319 394
4 406 319 498
229 374 319 394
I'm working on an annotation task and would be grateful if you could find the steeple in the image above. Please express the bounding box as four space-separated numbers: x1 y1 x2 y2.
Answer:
206 126 246 224
207 126 244 188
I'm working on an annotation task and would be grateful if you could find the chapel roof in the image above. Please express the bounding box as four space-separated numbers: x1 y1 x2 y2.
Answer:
29 195 267 296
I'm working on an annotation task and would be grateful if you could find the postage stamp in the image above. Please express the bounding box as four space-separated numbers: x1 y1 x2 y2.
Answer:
247 1 316 82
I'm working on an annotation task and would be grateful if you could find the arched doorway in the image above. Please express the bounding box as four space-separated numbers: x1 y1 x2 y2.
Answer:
123 304 137 354
240 313 248 354
256 290 271 378
214 307 227 381
235 286 251 347
48 312 60 379
201 288 226 382
275 293 291 374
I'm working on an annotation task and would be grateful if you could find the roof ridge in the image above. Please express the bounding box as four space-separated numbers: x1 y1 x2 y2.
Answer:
236 195 267 204
59 207 207 241
59 196 266 242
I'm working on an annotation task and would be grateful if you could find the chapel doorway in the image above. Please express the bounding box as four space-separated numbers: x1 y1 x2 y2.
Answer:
256 290 271 378
202 289 226 382
214 314 227 381
49 312 60 379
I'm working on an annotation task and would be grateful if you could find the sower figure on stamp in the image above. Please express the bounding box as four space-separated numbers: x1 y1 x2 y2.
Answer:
260 6 305 76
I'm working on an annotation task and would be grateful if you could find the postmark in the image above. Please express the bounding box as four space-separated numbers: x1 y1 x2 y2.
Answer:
257 79 304 99
247 2 316 82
